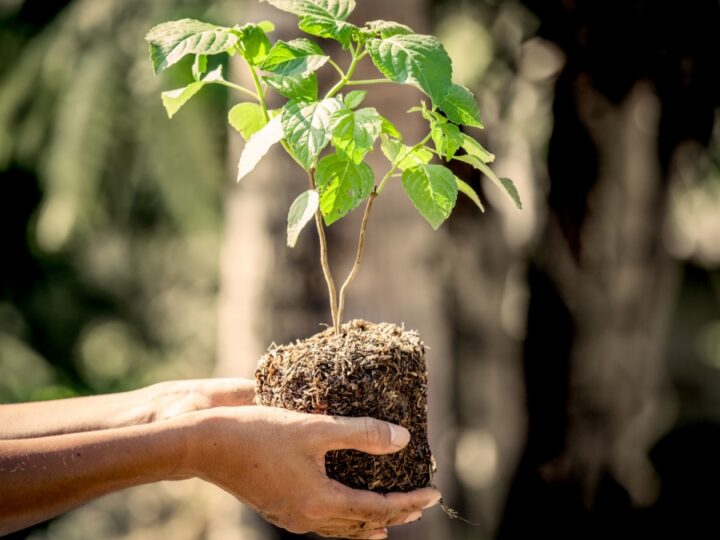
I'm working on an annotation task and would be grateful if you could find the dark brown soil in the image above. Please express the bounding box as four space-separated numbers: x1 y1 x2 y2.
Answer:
255 319 434 492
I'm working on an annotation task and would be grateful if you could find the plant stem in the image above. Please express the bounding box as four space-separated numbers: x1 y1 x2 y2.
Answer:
216 80 260 101
247 65 270 121
308 170 339 331
327 58 346 78
336 188 376 332
325 49 368 99
345 78 392 86
245 61 306 169
377 132 433 194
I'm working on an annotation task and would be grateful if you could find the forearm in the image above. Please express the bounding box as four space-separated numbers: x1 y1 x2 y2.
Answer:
0 386 162 439
0 416 193 535
0 379 256 440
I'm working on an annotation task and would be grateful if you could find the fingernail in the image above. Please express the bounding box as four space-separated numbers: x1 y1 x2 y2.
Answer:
368 530 388 540
423 492 442 509
403 511 422 524
389 424 410 449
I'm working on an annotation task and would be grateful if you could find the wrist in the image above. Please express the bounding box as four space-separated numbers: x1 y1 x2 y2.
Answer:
178 407 257 483
156 411 206 481
173 408 220 480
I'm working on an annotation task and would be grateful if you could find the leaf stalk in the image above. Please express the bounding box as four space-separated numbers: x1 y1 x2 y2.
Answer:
325 47 367 99
377 132 433 194
215 80 260 100
345 78 392 86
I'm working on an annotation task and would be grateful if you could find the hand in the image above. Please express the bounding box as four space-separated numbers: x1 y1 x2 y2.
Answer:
0 378 256 440
187 406 441 539
149 378 256 421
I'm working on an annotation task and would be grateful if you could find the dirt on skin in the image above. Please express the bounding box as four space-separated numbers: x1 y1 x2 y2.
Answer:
255 319 435 492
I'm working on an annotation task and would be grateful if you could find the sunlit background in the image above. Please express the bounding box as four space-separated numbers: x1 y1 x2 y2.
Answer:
1 0 719 539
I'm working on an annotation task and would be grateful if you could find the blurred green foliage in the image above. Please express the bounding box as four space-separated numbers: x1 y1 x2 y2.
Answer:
0 0 238 403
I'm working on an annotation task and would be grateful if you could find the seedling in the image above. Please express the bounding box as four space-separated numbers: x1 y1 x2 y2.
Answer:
146 0 521 335
146 0 521 503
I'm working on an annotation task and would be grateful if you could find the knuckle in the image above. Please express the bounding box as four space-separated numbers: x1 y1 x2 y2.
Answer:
364 417 384 448
366 506 392 524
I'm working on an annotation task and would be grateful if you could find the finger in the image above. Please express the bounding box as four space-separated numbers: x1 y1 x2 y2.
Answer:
202 378 256 406
316 416 411 455
345 527 388 539
319 508 422 533
316 527 388 539
333 485 441 522
387 509 422 527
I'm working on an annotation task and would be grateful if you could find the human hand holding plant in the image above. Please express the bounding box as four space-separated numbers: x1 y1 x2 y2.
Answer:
190 405 440 538
0 389 438 539
145 0 522 530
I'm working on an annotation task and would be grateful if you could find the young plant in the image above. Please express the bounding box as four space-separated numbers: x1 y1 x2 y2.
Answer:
145 0 521 334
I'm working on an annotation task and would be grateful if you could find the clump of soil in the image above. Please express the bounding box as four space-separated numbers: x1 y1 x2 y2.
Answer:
255 319 434 492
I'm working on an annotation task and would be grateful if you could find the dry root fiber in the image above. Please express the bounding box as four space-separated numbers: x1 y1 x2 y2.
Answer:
255 319 434 492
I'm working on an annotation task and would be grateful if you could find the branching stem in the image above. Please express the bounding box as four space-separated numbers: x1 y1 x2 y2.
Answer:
308 170 339 330
327 58 346 78
377 132 433 194
336 188 376 332
325 49 368 99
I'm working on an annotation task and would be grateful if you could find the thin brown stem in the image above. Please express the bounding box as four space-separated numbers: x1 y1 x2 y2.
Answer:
308 170 339 331
336 188 377 332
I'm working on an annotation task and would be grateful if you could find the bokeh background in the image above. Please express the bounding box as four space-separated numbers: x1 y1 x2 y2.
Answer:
2 0 720 538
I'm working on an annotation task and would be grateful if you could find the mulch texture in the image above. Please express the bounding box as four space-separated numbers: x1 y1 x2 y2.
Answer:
255 319 434 492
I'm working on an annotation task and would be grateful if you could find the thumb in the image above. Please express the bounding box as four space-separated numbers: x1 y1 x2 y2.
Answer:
318 416 411 455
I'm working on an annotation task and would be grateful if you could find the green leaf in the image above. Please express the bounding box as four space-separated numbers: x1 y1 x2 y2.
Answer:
497 177 522 210
287 189 319 247
455 177 485 212
330 107 382 164
299 16 358 48
160 66 224 118
368 34 452 106
344 90 367 109
381 135 432 170
228 102 268 140
146 19 238 74
315 154 374 225
237 116 284 181
431 122 463 160
258 20 276 33
260 0 357 47
236 23 272 65
460 134 495 163
364 20 414 38
453 154 522 209
260 39 329 76
281 98 344 169
402 164 458 229
260 0 356 19
192 54 207 81
380 116 402 139
441 83 484 128
265 73 318 100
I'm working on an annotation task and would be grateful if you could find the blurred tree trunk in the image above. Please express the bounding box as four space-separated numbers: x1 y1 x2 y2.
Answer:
498 1 720 537
216 1 453 539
